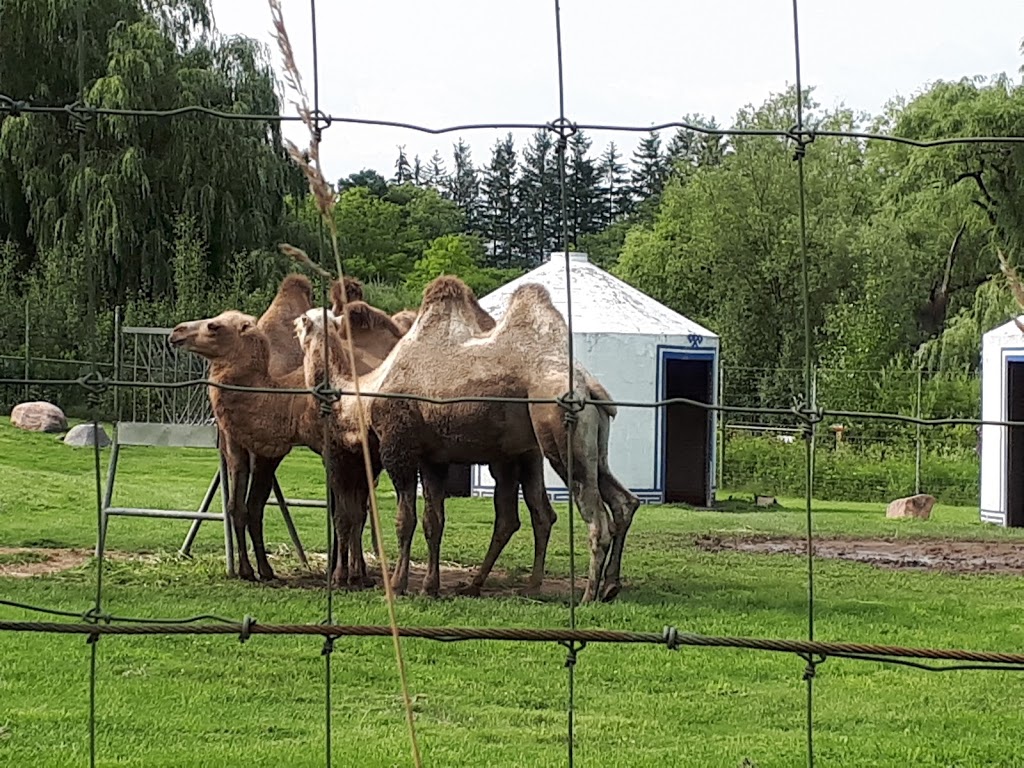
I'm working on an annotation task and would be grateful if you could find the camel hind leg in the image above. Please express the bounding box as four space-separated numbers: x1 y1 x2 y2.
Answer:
596 470 640 602
536 403 613 604
419 461 449 597
518 451 556 595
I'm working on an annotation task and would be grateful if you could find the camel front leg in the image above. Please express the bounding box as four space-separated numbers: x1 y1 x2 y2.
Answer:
419 461 448 598
222 441 254 581
246 453 286 582
461 460 522 597
329 483 352 589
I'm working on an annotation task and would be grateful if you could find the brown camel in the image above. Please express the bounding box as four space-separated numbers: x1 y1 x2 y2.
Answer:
258 273 315 378
352 275 631 602
297 300 565 599
441 283 640 601
169 306 390 588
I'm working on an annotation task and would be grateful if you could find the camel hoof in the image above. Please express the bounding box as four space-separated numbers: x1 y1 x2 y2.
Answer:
599 581 621 603
456 582 482 597
420 582 441 598
238 567 257 582
519 582 542 598
579 588 597 604
360 575 376 589
258 567 276 582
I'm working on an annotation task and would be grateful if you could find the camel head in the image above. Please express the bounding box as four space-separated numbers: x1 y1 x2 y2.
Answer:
330 275 364 314
293 308 347 387
168 310 268 367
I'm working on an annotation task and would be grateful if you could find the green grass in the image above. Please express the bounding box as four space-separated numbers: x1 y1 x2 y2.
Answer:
2 420 1024 767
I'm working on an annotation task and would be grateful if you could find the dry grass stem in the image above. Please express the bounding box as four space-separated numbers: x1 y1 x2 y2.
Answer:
997 248 1024 333
267 2 422 765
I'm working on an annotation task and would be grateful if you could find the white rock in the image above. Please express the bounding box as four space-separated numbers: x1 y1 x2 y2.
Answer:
63 423 111 448
885 494 936 520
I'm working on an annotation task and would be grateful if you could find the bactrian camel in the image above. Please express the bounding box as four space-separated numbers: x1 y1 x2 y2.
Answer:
328 275 637 603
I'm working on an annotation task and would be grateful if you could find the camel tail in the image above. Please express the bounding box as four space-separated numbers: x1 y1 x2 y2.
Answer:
586 379 617 419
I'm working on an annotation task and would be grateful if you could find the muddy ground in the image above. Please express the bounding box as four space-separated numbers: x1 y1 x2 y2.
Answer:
694 533 1024 575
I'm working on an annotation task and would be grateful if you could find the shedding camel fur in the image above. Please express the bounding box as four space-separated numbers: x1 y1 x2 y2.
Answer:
360 275 638 603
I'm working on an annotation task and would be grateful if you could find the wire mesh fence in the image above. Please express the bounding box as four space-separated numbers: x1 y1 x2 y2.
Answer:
4 0 1024 767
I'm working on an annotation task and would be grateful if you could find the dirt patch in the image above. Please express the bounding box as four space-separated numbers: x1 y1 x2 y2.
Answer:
0 547 144 578
270 553 581 600
694 533 1024 575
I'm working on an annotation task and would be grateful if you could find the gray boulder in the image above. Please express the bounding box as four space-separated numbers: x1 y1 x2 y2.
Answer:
63 423 111 448
11 401 67 433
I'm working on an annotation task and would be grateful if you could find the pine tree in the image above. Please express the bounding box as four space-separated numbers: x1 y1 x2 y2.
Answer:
393 145 412 184
411 154 424 186
631 130 668 203
597 142 631 224
445 139 481 232
517 129 557 267
567 130 602 245
665 115 726 177
481 133 518 268
425 150 449 192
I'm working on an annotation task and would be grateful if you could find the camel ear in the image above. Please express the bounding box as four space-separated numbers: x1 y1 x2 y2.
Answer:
238 319 253 333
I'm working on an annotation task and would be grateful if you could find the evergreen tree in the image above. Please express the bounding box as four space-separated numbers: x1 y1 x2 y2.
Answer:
411 154 424 186
631 130 669 203
393 145 412 184
665 115 727 177
445 139 481 232
426 150 449 192
481 133 518 268
517 129 558 267
597 142 631 224
567 130 602 246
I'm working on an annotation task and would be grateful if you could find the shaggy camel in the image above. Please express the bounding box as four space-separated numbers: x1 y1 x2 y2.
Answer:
348 275 634 602
169 305 390 587
437 284 640 601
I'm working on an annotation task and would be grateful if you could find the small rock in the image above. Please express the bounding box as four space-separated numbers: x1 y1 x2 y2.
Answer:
755 495 777 508
886 493 936 520
10 401 67 433
63 423 111 448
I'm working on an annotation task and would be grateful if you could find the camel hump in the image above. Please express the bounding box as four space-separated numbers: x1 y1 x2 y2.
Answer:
344 301 404 336
502 283 565 338
279 272 313 301
422 275 473 306
330 275 365 310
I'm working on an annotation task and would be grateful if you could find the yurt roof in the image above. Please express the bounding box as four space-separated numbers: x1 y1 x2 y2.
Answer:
983 316 1024 342
477 252 718 338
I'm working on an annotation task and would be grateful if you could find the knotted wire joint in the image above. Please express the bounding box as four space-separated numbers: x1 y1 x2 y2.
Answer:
786 124 816 161
65 100 96 134
0 93 28 117
238 614 257 644
790 399 824 429
559 640 587 668
82 607 112 645
310 109 333 143
556 391 586 426
312 380 341 417
663 625 681 651
546 117 579 152
78 371 109 408
801 653 827 680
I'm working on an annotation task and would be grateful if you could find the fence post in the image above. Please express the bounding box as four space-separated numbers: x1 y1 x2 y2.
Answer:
717 365 725 491
113 306 122 420
914 368 924 495
23 297 29 401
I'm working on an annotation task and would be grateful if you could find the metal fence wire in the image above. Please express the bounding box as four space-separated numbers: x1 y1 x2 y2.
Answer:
4 1 1024 767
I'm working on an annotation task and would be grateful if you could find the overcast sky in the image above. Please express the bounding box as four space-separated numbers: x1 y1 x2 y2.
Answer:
208 0 1024 182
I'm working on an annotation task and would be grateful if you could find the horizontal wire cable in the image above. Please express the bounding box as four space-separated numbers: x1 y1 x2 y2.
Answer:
2 94 1024 147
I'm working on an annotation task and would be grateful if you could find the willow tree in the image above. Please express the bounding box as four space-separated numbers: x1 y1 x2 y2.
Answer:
0 0 301 303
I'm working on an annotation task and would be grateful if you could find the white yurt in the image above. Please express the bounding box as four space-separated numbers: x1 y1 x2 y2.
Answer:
467 251 721 507
979 315 1024 527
